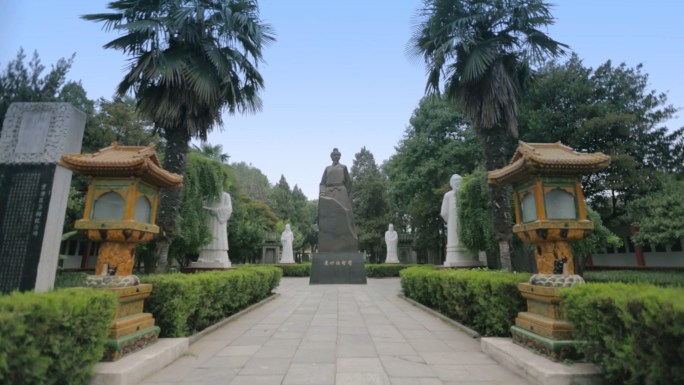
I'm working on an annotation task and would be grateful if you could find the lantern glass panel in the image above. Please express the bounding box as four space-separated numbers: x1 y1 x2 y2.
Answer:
134 196 151 223
545 189 577 219
92 192 125 220
520 192 537 222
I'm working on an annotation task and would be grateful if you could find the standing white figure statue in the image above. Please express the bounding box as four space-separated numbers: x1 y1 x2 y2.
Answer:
193 191 233 268
384 224 400 264
279 224 295 264
441 174 482 267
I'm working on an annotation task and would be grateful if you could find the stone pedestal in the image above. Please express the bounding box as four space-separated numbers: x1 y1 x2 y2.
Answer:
443 248 484 268
0 103 85 292
102 284 160 361
511 281 582 361
309 252 366 284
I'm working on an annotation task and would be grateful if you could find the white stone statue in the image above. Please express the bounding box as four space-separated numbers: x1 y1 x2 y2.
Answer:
279 224 295 264
441 174 482 267
193 191 232 268
384 224 400 264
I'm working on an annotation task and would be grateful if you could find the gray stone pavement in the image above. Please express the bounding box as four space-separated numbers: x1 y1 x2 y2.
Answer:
139 277 532 385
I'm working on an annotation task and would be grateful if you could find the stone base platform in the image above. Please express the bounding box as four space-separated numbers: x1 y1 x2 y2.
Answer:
309 252 366 284
481 337 602 385
90 338 188 385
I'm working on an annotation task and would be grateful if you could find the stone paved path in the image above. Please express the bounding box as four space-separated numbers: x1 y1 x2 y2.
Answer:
139 277 531 385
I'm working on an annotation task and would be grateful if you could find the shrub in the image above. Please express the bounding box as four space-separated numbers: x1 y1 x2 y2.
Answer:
400 267 530 336
141 266 281 337
0 289 117 385
365 264 415 277
561 283 684 385
584 270 684 287
272 263 311 277
53 271 88 288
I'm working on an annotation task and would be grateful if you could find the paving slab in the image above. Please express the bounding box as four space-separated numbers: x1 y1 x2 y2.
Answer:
136 278 535 385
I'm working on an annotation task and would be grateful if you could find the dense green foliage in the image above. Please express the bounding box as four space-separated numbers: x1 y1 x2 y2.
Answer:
584 270 684 287
0 49 75 133
627 176 684 246
400 267 530 336
365 264 414 278
229 194 279 263
268 176 316 255
141 266 281 337
233 161 271 202
570 207 622 274
351 147 390 262
519 55 684 221
457 167 497 256
53 271 89 288
409 0 567 271
271 263 311 277
384 96 481 258
0 289 117 385
561 283 684 385
169 151 234 267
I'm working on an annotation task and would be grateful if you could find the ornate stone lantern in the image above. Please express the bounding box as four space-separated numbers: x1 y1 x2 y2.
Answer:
60 143 182 360
488 141 610 360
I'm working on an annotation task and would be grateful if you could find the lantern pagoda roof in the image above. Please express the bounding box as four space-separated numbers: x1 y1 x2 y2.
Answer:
488 141 610 185
60 143 183 188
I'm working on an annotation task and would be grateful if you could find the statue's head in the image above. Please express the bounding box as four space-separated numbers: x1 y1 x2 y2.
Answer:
388 223 394 231
285 224 291 232
449 174 462 190
330 148 341 163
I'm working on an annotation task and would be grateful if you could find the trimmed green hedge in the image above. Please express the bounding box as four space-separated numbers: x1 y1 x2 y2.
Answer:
365 264 416 277
0 289 117 385
561 283 684 385
141 266 281 337
584 269 684 287
267 262 425 277
273 263 311 277
400 267 530 336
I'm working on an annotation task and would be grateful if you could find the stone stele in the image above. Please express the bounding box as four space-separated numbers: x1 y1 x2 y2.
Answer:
0 103 85 292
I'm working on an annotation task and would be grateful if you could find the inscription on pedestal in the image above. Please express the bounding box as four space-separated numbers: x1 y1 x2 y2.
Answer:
0 164 55 292
309 252 367 284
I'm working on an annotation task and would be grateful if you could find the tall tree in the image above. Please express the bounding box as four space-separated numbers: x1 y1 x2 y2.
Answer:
83 0 274 272
518 55 684 221
351 147 389 262
384 96 481 260
409 0 567 270
232 161 271 201
269 175 294 221
0 48 75 132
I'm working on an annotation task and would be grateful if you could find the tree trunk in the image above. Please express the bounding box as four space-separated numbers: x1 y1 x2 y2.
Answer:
478 128 514 271
154 127 191 273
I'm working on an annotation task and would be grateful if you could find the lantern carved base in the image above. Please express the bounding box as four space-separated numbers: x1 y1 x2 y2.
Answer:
100 284 159 361
512 282 583 362
86 274 140 288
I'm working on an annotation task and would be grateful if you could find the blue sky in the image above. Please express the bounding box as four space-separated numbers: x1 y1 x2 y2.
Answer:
2 0 683 199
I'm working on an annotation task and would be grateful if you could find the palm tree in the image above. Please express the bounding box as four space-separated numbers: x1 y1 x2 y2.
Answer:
83 0 274 272
409 0 567 270
193 142 230 163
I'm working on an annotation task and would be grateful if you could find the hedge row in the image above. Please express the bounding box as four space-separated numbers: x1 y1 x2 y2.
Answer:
273 263 311 276
365 264 415 277
0 289 117 385
266 263 421 277
400 266 530 336
561 283 684 385
141 266 281 337
584 269 684 287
